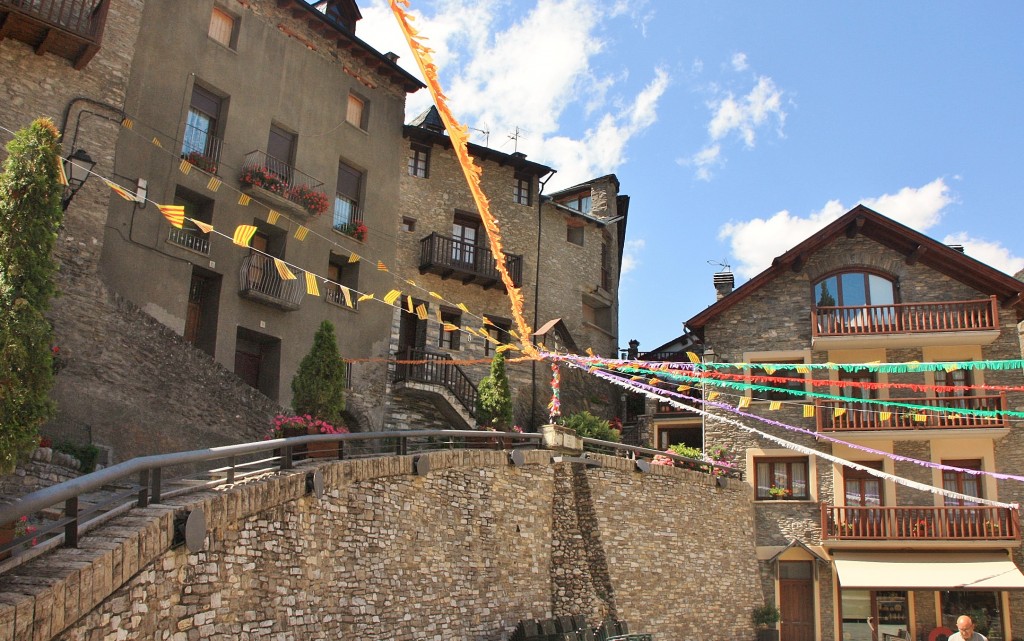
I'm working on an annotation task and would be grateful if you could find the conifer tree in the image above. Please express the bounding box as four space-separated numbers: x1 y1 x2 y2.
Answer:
0 119 65 473
291 320 346 425
475 350 513 429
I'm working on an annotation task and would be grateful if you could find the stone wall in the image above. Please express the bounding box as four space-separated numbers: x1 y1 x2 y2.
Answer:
0 449 762 641
0 450 82 505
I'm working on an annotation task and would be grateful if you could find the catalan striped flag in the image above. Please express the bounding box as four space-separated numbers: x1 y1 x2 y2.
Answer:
377 260 388 272
406 295 414 312
769 401 782 411
232 225 257 247
835 408 847 418
456 302 469 313
738 396 751 409
686 351 700 364
238 194 251 206
383 289 401 306
803 404 815 418
102 178 140 202
151 137 163 148
443 323 459 332
273 259 296 281
207 177 221 192
357 293 374 302
348 252 360 263
340 286 352 308
879 412 892 422
179 159 192 175
157 204 185 229
191 219 213 234
415 304 428 320
294 226 309 241
304 272 319 296
121 117 134 129
267 210 280 225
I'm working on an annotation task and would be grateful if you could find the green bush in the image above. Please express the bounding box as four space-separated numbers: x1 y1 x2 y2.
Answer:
752 604 781 627
475 350 513 429
562 411 620 442
291 320 346 425
54 441 101 473
0 118 65 473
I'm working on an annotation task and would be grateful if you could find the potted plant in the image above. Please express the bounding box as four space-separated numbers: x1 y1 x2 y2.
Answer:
287 184 329 217
768 485 792 500
239 165 287 195
752 604 781 641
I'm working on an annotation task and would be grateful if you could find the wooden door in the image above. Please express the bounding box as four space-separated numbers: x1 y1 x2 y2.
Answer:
185 274 205 345
780 561 814 641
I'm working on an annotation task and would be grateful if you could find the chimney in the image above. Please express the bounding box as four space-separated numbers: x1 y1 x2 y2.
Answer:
713 271 734 300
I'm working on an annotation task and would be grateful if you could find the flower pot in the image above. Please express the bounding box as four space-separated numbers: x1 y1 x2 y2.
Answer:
306 427 336 459
757 629 779 641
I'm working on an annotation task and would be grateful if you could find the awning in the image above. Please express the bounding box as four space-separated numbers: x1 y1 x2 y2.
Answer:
833 551 1024 590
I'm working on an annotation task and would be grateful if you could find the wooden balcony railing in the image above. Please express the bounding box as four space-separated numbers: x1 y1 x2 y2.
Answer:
812 296 999 337
419 232 523 289
392 348 478 418
0 0 110 68
238 253 304 311
823 504 1020 543
817 393 1008 432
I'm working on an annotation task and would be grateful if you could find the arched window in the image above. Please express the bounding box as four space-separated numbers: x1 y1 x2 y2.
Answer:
814 271 896 308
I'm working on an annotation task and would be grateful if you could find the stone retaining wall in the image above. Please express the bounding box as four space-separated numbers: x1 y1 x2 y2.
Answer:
0 450 761 640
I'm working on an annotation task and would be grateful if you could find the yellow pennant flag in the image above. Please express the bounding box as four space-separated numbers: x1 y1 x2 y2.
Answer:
738 396 751 409
406 278 417 287
708 391 720 401
585 347 595 357
482 316 495 326
677 385 690 392
232 224 257 247
207 177 222 192
948 414 962 420
429 291 443 299
266 210 280 225
768 401 782 411
416 304 429 320
304 272 319 296
121 117 134 129
348 253 360 263
686 351 700 364
273 259 296 281
630 376 643 382
496 344 515 353
294 226 309 241
377 261 388 272
913 413 927 423
803 404 815 418
406 295 414 313
834 408 847 418
383 289 401 305
157 204 185 229
357 293 374 302
151 136 163 148
944 363 958 373
340 286 352 308
191 219 213 234
102 178 139 202
238 194 251 206
762 366 776 375
796 365 810 374
879 412 892 422
56 156 69 186
443 323 459 332
179 159 193 175
456 303 469 313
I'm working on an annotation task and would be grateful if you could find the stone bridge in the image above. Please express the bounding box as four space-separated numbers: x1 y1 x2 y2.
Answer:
0 448 761 640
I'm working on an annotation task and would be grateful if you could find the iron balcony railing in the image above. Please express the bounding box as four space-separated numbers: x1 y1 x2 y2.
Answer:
324 283 358 310
822 504 1020 543
419 232 523 288
392 348 479 417
812 296 999 338
181 121 224 174
239 253 304 310
239 150 327 216
167 226 210 255
816 393 1008 432
332 196 365 239
0 0 110 68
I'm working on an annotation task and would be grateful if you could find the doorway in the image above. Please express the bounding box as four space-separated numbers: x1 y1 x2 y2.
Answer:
779 561 814 641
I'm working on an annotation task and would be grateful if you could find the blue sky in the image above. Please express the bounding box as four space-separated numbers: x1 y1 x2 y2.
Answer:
355 1 1024 352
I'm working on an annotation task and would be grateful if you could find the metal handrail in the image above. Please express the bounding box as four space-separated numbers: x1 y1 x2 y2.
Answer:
0 430 543 556
392 348 479 417
581 438 742 478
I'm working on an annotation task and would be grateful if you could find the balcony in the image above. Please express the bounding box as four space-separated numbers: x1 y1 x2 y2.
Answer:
811 296 1000 349
0 0 109 69
823 504 1020 546
332 196 366 242
167 226 210 255
238 253 303 311
816 393 1008 433
419 232 523 289
181 121 224 175
238 151 328 218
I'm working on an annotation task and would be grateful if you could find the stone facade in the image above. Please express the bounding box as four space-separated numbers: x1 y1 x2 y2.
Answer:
677 207 1024 641
0 449 761 641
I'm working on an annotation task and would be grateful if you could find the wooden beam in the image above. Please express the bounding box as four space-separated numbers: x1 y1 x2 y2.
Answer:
905 244 927 265
845 216 865 238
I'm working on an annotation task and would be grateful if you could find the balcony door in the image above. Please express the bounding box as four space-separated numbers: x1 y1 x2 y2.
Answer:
266 125 295 181
452 214 479 270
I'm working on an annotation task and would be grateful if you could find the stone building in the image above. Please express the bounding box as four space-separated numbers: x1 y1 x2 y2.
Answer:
385 106 628 430
644 205 1024 641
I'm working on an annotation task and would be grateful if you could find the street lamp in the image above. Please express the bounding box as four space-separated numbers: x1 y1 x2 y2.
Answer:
62 149 95 210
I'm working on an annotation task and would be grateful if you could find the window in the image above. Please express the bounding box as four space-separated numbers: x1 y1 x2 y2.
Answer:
408 145 429 178
936 367 972 398
755 457 809 500
844 462 883 506
182 85 223 172
400 217 416 232
942 459 982 506
452 213 479 267
513 173 531 205
562 193 591 213
749 359 805 401
566 222 584 246
484 318 512 356
582 299 613 334
439 308 461 350
326 255 359 310
266 125 296 182
346 93 368 129
168 186 213 255
334 162 362 231
814 271 896 308
208 6 238 48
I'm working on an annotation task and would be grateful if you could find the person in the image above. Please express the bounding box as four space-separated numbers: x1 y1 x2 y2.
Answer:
948 615 988 641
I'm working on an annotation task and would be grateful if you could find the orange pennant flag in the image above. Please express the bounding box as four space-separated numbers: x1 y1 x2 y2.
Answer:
416 304 428 320
102 178 140 202
232 225 258 247
157 204 185 229
377 260 388 272
191 219 213 234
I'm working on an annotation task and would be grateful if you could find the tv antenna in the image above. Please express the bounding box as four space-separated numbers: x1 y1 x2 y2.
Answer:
707 259 732 273
507 126 526 153
468 124 490 147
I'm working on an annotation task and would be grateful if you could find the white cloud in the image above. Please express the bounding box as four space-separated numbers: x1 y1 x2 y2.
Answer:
719 179 954 278
707 76 784 147
943 232 1024 276
686 144 721 182
731 52 748 72
356 0 669 190
621 238 645 274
